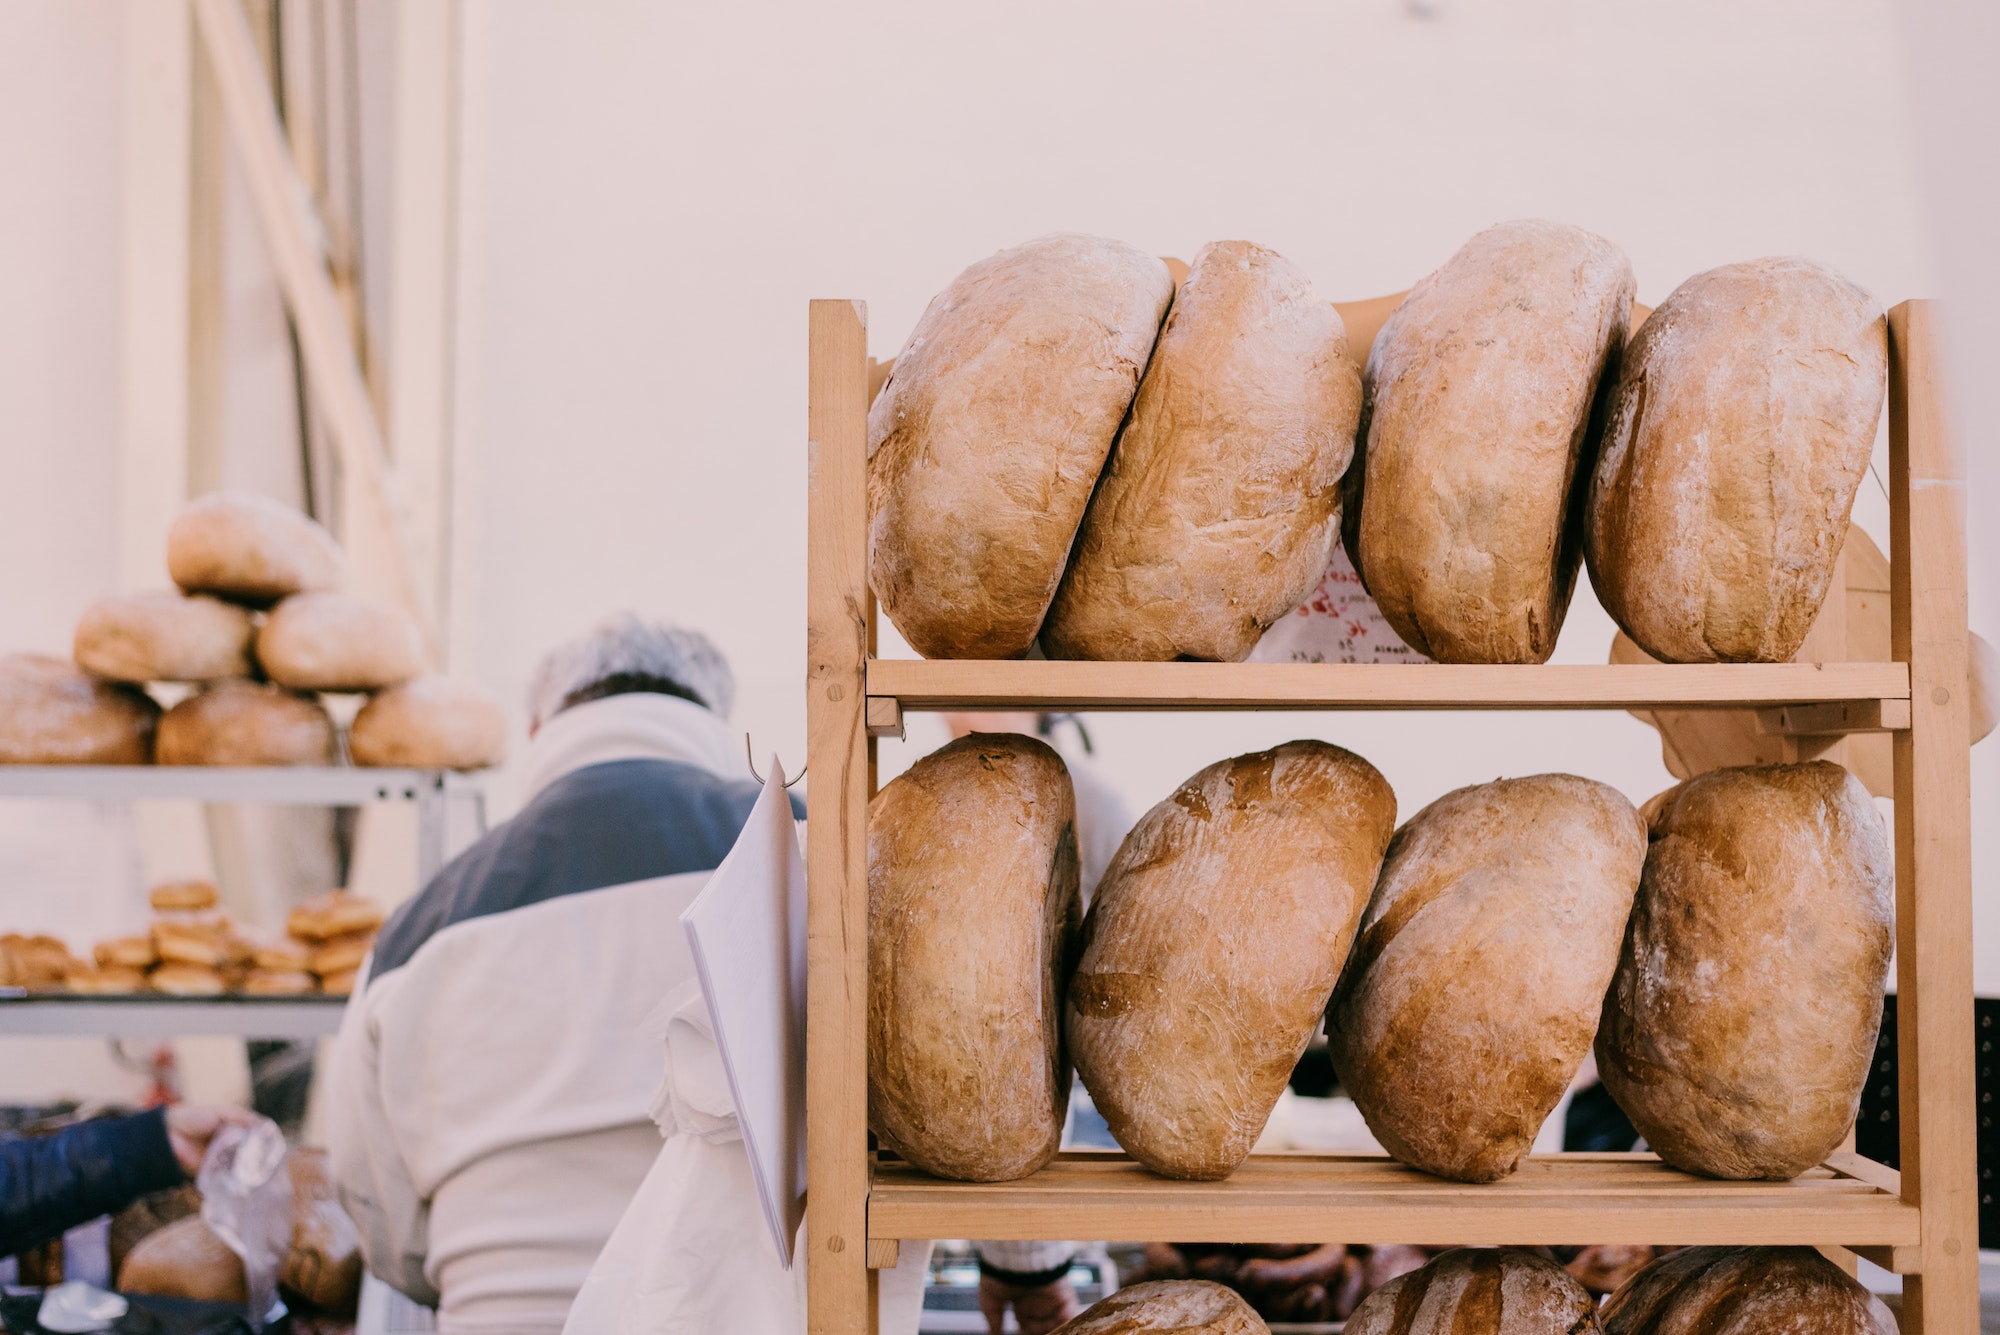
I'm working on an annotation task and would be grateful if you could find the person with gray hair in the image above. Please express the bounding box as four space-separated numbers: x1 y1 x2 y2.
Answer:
328 614 800 1335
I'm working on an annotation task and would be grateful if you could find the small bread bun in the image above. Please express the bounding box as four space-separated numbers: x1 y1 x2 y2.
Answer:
152 914 238 968
150 878 219 912
318 967 358 997
95 935 158 969
73 591 256 683
0 933 78 989
167 490 342 607
242 968 317 996
287 889 386 942
150 963 226 996
349 675 506 770
0 652 160 765
66 964 149 994
156 679 335 767
309 931 376 977
257 592 426 692
251 937 312 972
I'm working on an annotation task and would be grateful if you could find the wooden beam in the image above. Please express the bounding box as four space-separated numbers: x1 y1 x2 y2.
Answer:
1755 699 1912 736
864 696 904 740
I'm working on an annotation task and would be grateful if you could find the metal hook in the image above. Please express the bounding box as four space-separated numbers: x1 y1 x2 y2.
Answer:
746 735 807 788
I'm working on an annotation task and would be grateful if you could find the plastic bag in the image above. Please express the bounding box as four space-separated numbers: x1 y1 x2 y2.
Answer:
197 1117 293 1331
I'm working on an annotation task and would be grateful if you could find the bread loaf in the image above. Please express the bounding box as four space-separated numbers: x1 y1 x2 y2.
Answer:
308 930 376 976
257 592 426 690
1069 742 1394 1180
1596 762 1892 1179
1344 220 1633 663
1327 774 1645 1182
868 233 1175 658
73 591 255 682
284 1148 364 1314
288 889 386 941
96 935 158 969
1586 259 1887 663
149 963 226 996
156 679 335 766
1043 240 1362 662
167 490 342 606
1601 1246 1895 1334
1054 1280 1268 1334
868 733 1080 1181
0 652 159 764
349 675 506 769
150 879 219 911
118 1214 249 1303
1347 1248 1602 1334
244 968 317 996
65 964 148 994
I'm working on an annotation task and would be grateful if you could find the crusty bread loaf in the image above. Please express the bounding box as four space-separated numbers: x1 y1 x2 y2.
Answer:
150 878 219 911
0 652 159 764
73 591 255 683
868 733 1081 1181
1602 1246 1895 1334
257 592 426 691
1055 1280 1268 1334
1596 762 1892 1179
1327 774 1645 1182
118 1214 249 1303
156 679 335 766
1344 220 1633 663
167 490 342 606
349 675 506 769
1069 742 1395 1180
1043 240 1362 662
287 889 386 941
1586 259 1886 664
1347 1248 1602 1335
868 233 1175 658
284 1148 364 1315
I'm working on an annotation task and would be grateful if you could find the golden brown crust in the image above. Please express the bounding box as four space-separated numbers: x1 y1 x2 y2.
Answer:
65 964 150 994
868 733 1081 1181
118 1215 249 1302
318 967 358 997
149 963 227 996
1345 220 1633 663
1586 259 1887 663
257 592 427 691
1596 762 1892 1179
0 934 79 989
1069 742 1395 1180
308 930 376 977
1346 1248 1601 1334
1601 1246 1896 1333
156 679 335 766
0 652 160 764
95 935 159 969
1044 240 1362 662
149 879 220 912
73 591 256 683
349 675 507 769
867 233 1175 658
252 937 313 972
287 889 386 942
283 1148 364 1314
1054 1279 1268 1333
243 968 318 996
1327 774 1645 1182
166 490 342 607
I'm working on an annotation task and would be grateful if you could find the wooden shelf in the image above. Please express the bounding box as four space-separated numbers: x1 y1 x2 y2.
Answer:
868 1151 1919 1250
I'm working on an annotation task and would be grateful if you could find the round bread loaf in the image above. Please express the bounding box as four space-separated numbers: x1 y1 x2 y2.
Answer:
868 233 1175 659
1327 774 1645 1182
257 592 426 691
0 652 160 764
1601 1246 1895 1334
1055 1280 1268 1334
1347 1248 1602 1335
868 733 1081 1181
1596 762 1892 1179
284 1148 364 1315
349 675 506 769
73 590 255 683
167 490 342 606
156 679 335 766
1344 220 1633 663
1069 741 1395 1180
1586 259 1887 663
1043 239 1362 662
118 1214 249 1302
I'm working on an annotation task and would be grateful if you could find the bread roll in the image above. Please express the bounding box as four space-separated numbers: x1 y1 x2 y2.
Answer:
167 490 342 606
244 968 317 996
308 930 376 977
153 915 243 968
73 591 256 683
1054 1280 1267 1334
258 592 426 691
1602 1246 1895 1334
253 937 313 972
868 233 1175 658
118 1214 248 1303
155 679 334 767
1327 774 1645 1182
287 888 386 941
349 675 506 770
1347 1248 1602 1335
1586 259 1887 663
1344 220 1633 663
150 878 219 912
1069 741 1394 1180
150 963 226 996
1596 762 1892 1179
319 966 358 997
1043 240 1362 662
66 964 149 994
1 934 78 989
0 652 159 764
868 733 1080 1181
96 935 158 969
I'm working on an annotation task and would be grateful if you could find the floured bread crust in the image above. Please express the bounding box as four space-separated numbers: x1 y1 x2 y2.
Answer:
1068 741 1394 1181
349 675 506 770
156 679 334 766
0 652 160 764
258 592 427 691
74 591 255 683
1347 1248 1602 1334
1328 774 1645 1182
1055 1279 1268 1333
1596 762 1892 1179
1586 258 1887 663
1044 239 1361 662
868 233 1174 658
1345 220 1633 663
167 490 343 607
1601 1246 1896 1334
868 733 1080 1181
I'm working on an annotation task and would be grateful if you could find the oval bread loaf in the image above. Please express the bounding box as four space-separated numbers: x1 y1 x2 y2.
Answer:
1043 239 1362 662
1596 762 1892 1179
1344 219 1633 663
1602 1246 1896 1334
1069 741 1395 1180
258 592 426 691
73 591 255 683
1328 774 1644 1182
1586 258 1887 663
167 490 343 606
868 733 1081 1181
156 679 335 766
868 233 1175 659
349 675 506 770
0 652 160 764
117 1214 249 1303
1347 1248 1602 1335
1055 1280 1268 1334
